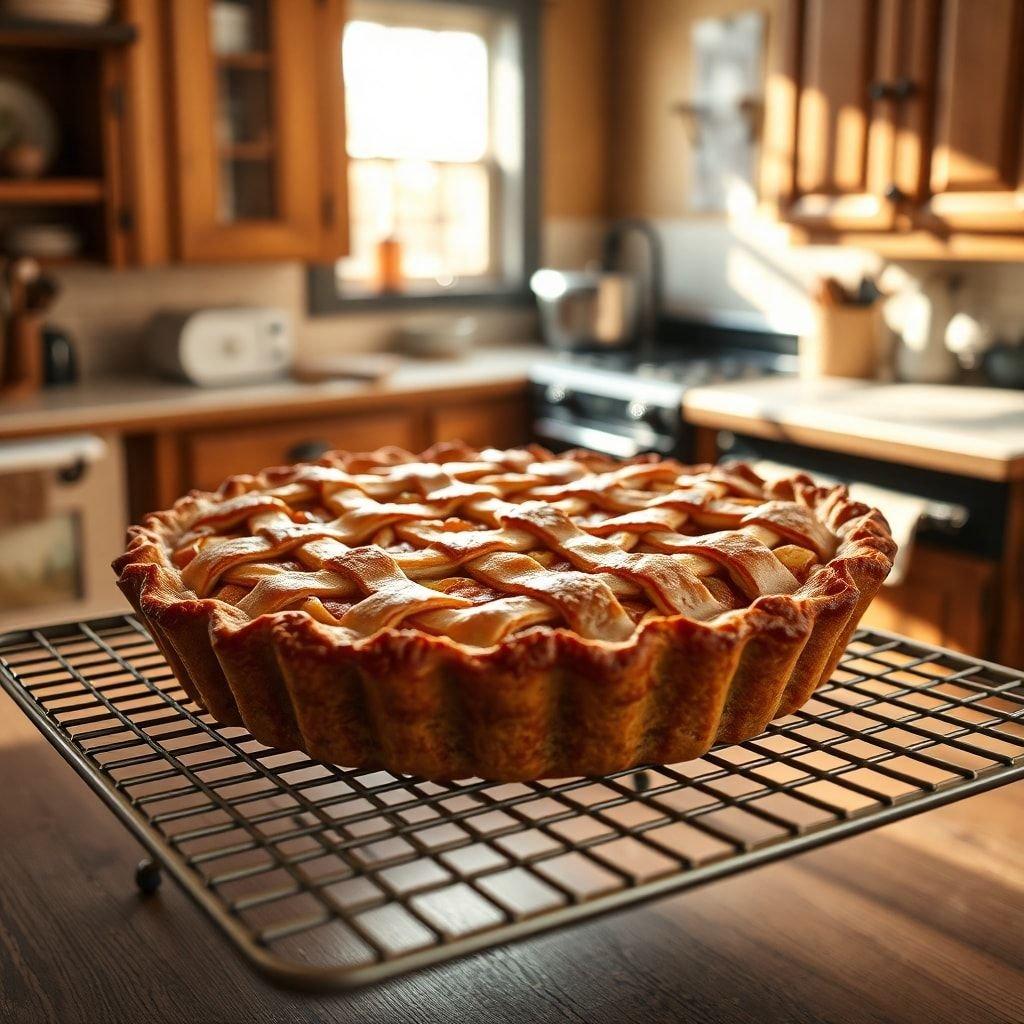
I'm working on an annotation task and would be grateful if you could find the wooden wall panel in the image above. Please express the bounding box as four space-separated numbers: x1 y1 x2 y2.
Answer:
610 0 777 219
542 0 615 218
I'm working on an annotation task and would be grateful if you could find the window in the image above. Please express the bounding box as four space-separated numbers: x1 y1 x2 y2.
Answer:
310 0 539 311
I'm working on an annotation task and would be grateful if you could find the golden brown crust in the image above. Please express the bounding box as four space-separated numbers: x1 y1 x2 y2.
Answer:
114 443 895 780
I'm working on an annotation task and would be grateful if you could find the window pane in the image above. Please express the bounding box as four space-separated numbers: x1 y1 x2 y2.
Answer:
441 164 490 276
339 158 491 284
344 20 489 162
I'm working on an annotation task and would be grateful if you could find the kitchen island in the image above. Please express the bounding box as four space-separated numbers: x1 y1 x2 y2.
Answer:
1 679 1021 1024
683 376 1024 482
683 375 1024 670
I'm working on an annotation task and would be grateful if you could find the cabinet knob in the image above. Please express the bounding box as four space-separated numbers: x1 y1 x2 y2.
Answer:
287 439 333 463
869 78 917 101
884 183 905 203
891 77 917 100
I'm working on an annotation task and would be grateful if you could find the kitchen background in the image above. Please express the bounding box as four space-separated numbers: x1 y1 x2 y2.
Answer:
36 0 1024 371
2 0 1023 668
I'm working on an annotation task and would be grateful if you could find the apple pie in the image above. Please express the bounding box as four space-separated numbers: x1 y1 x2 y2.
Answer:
114 442 894 780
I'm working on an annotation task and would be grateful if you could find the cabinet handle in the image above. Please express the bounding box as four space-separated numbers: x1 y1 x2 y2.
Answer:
891 77 917 100
287 439 333 463
869 78 917 101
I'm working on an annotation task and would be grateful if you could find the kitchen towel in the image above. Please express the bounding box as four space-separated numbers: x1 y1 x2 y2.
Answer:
751 460 927 587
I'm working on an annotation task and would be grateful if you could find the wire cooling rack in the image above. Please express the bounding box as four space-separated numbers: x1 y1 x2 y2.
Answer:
1 615 1022 991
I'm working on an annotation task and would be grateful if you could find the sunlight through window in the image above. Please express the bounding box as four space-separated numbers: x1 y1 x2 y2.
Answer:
338 5 508 291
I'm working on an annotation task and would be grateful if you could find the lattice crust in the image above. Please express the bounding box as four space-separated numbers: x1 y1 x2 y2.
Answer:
114 443 896 781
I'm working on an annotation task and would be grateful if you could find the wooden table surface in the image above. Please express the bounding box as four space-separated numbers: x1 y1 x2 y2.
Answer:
1 684 1022 1024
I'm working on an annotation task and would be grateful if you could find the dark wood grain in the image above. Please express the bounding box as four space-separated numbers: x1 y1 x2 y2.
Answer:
1 687 1022 1024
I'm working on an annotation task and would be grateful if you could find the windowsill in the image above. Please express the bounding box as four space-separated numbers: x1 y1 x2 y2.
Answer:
307 269 534 315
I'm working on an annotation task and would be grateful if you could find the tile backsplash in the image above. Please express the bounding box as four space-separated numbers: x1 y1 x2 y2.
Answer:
49 261 538 379
45 217 618 380
42 214 1024 381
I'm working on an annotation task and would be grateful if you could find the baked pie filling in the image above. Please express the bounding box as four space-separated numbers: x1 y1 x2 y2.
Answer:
115 443 895 780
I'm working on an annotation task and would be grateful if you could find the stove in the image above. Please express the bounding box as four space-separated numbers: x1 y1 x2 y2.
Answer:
528 343 797 460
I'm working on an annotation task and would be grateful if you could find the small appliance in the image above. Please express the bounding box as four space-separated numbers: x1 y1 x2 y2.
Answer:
147 307 293 387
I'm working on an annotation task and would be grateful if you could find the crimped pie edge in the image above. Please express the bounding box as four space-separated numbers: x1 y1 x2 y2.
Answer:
113 450 895 781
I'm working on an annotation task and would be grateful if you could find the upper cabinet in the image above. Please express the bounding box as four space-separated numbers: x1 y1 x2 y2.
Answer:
777 0 902 230
167 0 349 262
922 0 1024 232
0 0 348 268
767 0 1024 255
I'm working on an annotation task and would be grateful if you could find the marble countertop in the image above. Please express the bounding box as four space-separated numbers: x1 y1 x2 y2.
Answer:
683 376 1024 480
0 345 544 440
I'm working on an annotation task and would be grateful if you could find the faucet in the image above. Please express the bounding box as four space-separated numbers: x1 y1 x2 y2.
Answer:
602 219 664 361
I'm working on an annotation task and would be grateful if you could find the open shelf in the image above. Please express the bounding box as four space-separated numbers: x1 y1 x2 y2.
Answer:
0 178 105 205
0 15 137 48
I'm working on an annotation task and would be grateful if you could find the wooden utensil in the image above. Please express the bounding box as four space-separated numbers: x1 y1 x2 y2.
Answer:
812 276 849 307
2 311 44 397
1 258 44 397
5 256 40 318
25 273 59 314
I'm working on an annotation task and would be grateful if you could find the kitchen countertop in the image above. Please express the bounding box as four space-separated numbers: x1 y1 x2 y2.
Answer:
1 683 1021 1024
684 377 1024 481
0 345 544 440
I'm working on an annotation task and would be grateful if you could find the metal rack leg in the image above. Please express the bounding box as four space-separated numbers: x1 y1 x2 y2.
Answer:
135 858 162 896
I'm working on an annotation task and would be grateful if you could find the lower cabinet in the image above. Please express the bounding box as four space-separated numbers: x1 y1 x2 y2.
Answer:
186 411 422 492
430 395 531 451
858 545 998 657
127 387 532 511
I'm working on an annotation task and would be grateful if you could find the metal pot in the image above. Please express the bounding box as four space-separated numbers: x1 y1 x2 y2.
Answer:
530 269 641 351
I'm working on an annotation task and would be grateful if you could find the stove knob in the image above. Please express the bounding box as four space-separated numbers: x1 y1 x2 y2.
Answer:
545 383 571 406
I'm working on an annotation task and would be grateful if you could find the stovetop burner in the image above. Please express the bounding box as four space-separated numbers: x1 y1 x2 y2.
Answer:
532 344 797 390
528 343 797 460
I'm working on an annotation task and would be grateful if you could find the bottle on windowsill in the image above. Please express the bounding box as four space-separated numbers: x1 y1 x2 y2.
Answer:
376 236 403 295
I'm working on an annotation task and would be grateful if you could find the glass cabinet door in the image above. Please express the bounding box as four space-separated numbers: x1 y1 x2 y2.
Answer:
169 0 348 261
211 1 278 222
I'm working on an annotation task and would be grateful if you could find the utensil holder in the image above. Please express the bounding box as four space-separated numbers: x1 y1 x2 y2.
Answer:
800 304 880 380
1 313 45 398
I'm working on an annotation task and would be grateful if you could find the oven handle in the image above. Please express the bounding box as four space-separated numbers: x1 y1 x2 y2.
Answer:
534 418 660 459
0 434 107 477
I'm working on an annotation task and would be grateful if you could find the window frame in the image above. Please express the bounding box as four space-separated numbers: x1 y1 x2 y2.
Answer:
308 0 541 315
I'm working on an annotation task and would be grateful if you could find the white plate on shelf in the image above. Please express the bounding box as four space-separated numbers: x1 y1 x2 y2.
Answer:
0 78 58 168
5 223 82 260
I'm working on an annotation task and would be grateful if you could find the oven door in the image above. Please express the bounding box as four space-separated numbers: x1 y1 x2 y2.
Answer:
530 382 688 459
533 416 678 459
0 433 128 632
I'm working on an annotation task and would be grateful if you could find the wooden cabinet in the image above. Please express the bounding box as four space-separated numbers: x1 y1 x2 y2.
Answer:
775 0 903 229
125 386 531 505
185 410 421 491
858 545 998 656
0 1 348 267
921 0 1024 232
166 0 348 262
769 0 1024 254
430 396 531 450
0 20 139 266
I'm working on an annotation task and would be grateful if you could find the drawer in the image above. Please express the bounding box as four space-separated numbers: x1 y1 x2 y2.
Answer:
430 396 529 450
185 411 420 491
